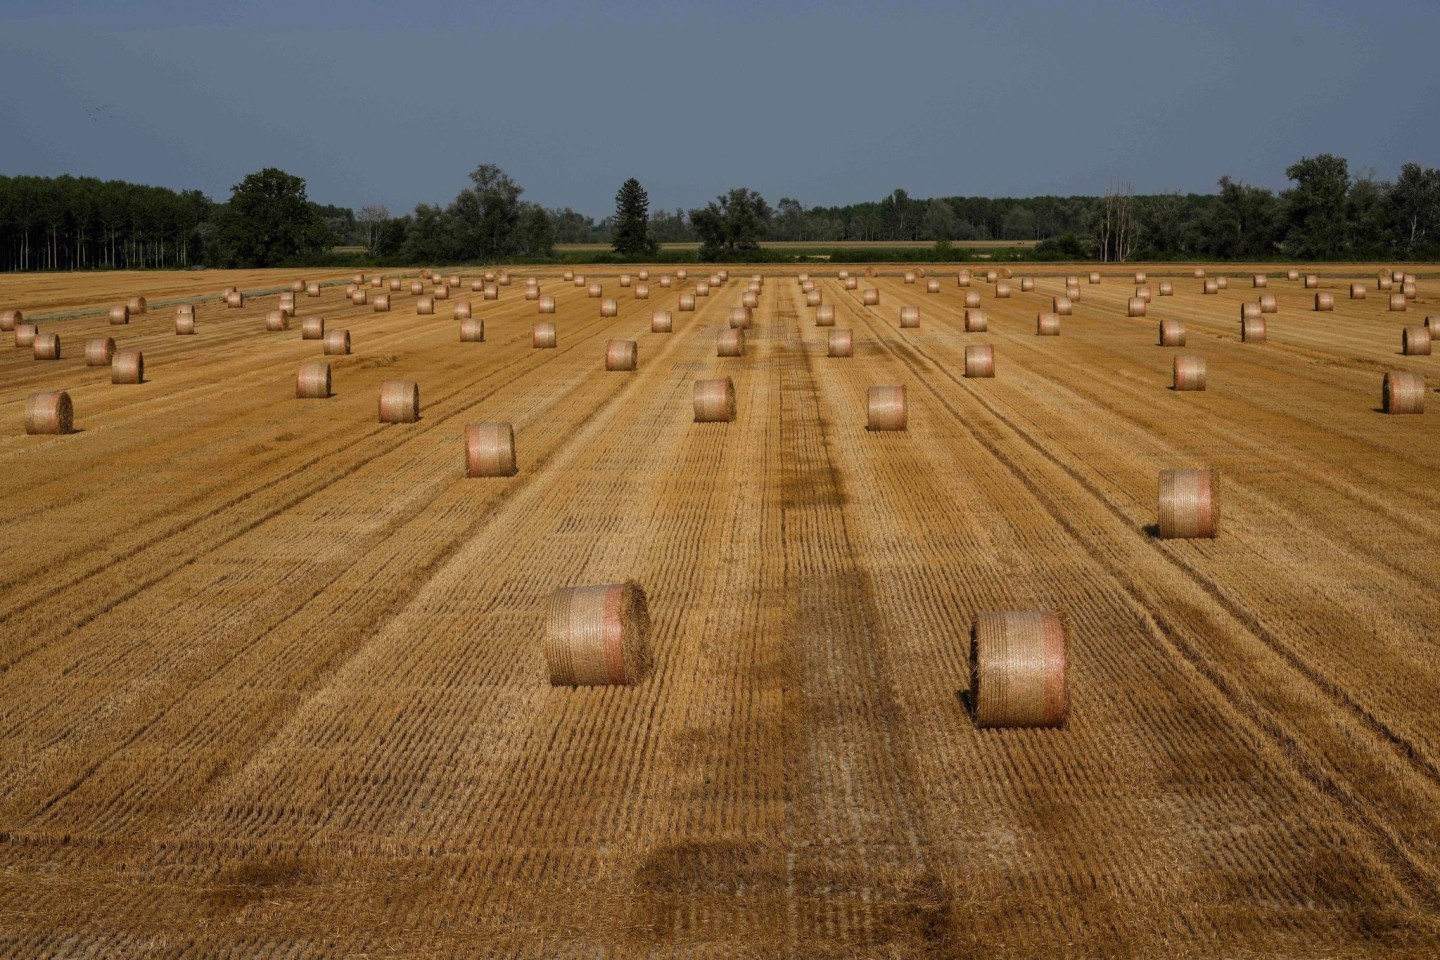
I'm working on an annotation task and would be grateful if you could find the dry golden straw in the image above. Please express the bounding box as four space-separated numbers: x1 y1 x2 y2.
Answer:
1172 355 1206 391
1259 294 1277 313
970 611 1068 728
1402 326 1431 356
174 314 195 336
904 271 916 284
1127 298 1147 317
1159 319 1186 347
867 385 907 431
1314 293 1334 311
1240 302 1262 321
373 295 390 312
410 281 424 295
1382 371 1425 414
1350 283 1367 300
432 286 449 301
112 350 144 384
302 316 325 340
717 329 745 357
32 333 60 359
1194 267 1207 278
350 289 368 305
995 282 1012 298
454 301 472 320
1036 312 1061 336
24 391 73 435
533 322 557 348
928 279 942 293
85 337 115 366
466 422 517 478
14 323 37 347
695 281 710 297
378 380 420 423
605 339 638 371
679 294 696 312
1158 468 1217 538
635 283 650 299
899 306 920 328
828 329 853 357
1389 293 1407 312
460 318 485 342
296 361 332 399
127 295 148 315
110 304 131 324
1052 295 1072 316
600 298 618 318
1135 285 1152 302
1241 317 1266 343
1216 276 1229 289
845 277 858 290
1287 268 1300 281
651 310 673 333
539 296 556 314
0 308 21 331
963 291 982 309
324 329 351 355
417 297 435 316
964 308 988 332
965 344 995 378
545 581 651 686
587 282 603 298
1304 274 1319 289
1253 274 1268 288
1203 279 1219 295
694 377 736 421
863 288 880 306
266 311 289 332
806 290 821 307
1089 271 1102 284
729 307 752 329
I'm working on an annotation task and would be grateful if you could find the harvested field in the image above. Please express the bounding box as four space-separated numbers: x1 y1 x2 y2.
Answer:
0 264 1439 957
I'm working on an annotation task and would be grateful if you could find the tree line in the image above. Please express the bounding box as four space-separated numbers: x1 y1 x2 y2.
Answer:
2 153 1437 270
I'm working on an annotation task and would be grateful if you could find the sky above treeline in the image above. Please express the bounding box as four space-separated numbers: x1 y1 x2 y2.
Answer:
2 0 1437 220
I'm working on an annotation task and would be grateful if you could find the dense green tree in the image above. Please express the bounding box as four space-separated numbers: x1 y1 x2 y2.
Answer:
691 188 772 261
218 167 330 267
612 178 657 257
1390 162 1440 255
1282 154 1351 259
449 163 524 261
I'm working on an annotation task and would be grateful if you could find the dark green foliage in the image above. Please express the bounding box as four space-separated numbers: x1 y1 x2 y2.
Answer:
612 178 657 258
691 188 772 261
218 168 331 268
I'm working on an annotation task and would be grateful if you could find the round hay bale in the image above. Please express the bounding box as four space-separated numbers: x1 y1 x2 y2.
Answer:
1241 317 1266 342
1389 293 1408 312
1240 302 1262 321
1172 355 1206 391
1287 268 1300 281
742 291 759 309
659 275 673 288
471 279 485 292
1089 271 1102 284
353 273 366 284
917 268 928 279
867 385 907 431
1383 371 1425 413
676 269 688 280
563 270 575 282
1202 279 1219 295
928 279 943 293
828 329 853 357
1304 274 1319 289
713 272 727 285
587 282 602 298
679 293 697 312
432 286 449 301
533 322 557 348
956 270 972 287
351 289 368 305
545 581 651 686
525 286 540 300
177 302 195 317
373 295 390 312
0 309 21 331
498 272 512 286
995 282 1012 299
409 281 424 296
619 274 632 287
651 310 673 333
965 344 995 378
964 291 982 309
454 301 472 320
899 305 920 328
838 270 850 280
1135 285 1152 302
24 390 73 435
695 282 710 297
1402 326 1432 356
605 339 637 371
460 318 486 342
1350 283 1367 300
729 307 752 329
417 297 435 316
717 329 745 357
1052 295 1072 316
865 266 878 278
1159 319 1186 346
371 277 384 288
904 271 916 284
635 283 650 300
420 269 432 281
1253 274 1268 288
296 360 332 399
1036 312 1061 336
1403 281 1418 300
970 611 1068 729
538 296 556 314
86 337 116 366
1315 293 1335 311
805 290 821 307
1019 278 1035 292
465 422 517 478
110 304 131 324
1158 468 1217 538
638 270 650 282
378 380 420 423
174 314 195 335
388 279 401 292
302 316 325 340
112 350 144 384
1128 297 1147 317
14 324 38 347
1158 281 1174 296
1259 294 1277 313
964 309 988 333
1216 277 1229 290
1426 315 1440 334
694 377 736 421
266 310 289 332
33 333 60 359
1392 269 1406 283
127 295 148 315
293 280 307 293
1133 271 1147 285
600 298 618 318
324 329 351 354
844 277 858 290
446 275 459 288
985 270 998 283
1065 283 1082 302
862 288 880 306
816 305 836 327
1194 267 1207 279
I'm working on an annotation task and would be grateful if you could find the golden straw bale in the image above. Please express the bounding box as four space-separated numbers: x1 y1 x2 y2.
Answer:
538 296 556 314
1036 312 1061 336
1241 317 1266 342
86 337 116 365
1402 326 1431 356
417 297 435 315
1172 355 1206 391
694 377 736 421
867 385 907 431
605 339 637 371
717 329 744 357
1128 297 1147 317
1159 319 1186 346
111 304 131 324
970 611 1068 728
296 361 332 399
545 582 651 686
1314 293 1334 311
378 380 420 422
32 332 60 359
460 318 485 342
111 350 144 384
1052 295 1072 316
324 329 351 354
1382 371 1425 413
828 329 853 357
1158 468 1217 538
24 391 73 435
964 309 988 332
651 310 673 333
965 344 994 378
533 322 557 348
466 422 517 478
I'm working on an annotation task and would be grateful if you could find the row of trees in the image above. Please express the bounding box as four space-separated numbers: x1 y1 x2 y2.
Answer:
3 154 1438 269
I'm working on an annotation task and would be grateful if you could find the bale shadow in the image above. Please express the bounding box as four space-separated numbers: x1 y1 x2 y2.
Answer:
1141 523 1161 539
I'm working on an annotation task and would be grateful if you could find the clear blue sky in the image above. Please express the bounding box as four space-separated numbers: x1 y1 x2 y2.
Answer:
2 0 1437 219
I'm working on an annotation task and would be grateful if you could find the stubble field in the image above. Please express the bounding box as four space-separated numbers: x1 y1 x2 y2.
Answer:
0 262 1438 957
